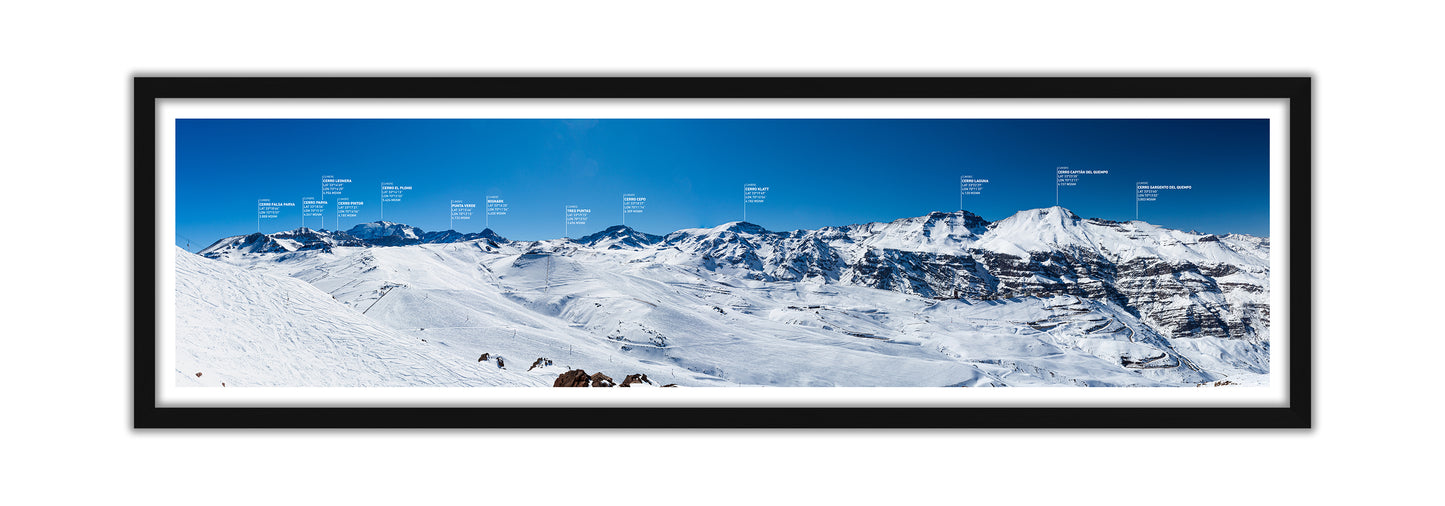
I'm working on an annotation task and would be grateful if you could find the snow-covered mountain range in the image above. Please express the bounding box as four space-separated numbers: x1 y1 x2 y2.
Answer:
181 206 1269 387
199 222 509 256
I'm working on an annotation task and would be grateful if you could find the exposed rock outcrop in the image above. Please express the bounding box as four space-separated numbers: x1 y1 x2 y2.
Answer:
554 370 651 387
553 369 593 387
620 373 652 387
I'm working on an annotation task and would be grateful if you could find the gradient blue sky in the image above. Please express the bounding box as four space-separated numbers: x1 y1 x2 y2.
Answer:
175 118 1269 250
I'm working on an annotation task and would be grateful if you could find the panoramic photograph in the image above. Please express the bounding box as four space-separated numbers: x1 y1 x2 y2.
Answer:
172 118 1271 388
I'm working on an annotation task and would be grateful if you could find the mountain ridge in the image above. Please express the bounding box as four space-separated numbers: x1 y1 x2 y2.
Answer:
198 207 1269 343
200 207 1265 258
199 222 510 257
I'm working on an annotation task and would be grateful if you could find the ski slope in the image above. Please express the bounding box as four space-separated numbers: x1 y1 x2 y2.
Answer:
174 246 553 387
191 244 1260 387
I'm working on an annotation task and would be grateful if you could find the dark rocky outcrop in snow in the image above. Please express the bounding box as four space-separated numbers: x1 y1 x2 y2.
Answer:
553 370 641 387
553 369 593 387
620 373 652 387
590 372 615 387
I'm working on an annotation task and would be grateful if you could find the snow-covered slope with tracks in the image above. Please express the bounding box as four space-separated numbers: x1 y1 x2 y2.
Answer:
181 206 1270 387
174 246 553 387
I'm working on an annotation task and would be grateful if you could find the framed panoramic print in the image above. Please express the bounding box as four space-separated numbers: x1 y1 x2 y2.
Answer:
135 77 1311 428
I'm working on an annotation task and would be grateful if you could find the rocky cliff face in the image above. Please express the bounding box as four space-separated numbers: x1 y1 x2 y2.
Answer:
831 245 1265 340
615 208 1269 342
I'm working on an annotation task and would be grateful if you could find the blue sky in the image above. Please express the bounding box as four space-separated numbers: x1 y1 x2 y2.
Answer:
175 118 1269 249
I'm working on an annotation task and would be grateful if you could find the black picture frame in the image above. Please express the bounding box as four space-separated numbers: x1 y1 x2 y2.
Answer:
135 76 1311 429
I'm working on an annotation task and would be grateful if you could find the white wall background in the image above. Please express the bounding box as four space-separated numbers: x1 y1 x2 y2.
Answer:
1 1 1435 504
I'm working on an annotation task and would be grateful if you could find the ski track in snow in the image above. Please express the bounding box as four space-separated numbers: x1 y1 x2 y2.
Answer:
174 248 552 387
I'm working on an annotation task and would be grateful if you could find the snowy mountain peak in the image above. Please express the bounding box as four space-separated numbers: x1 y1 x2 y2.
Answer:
199 232 292 257
916 210 990 234
711 221 771 235
917 210 988 229
422 228 509 245
475 228 506 242
347 221 424 240
585 224 641 237
852 210 990 253
1037 205 1082 220
929 209 985 220
576 225 663 249
975 206 1104 256
198 228 368 258
987 206 1086 231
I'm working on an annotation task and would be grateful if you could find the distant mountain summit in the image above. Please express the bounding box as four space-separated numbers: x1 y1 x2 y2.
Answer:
345 221 509 246
197 227 367 257
850 210 990 253
576 225 663 249
346 221 424 245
